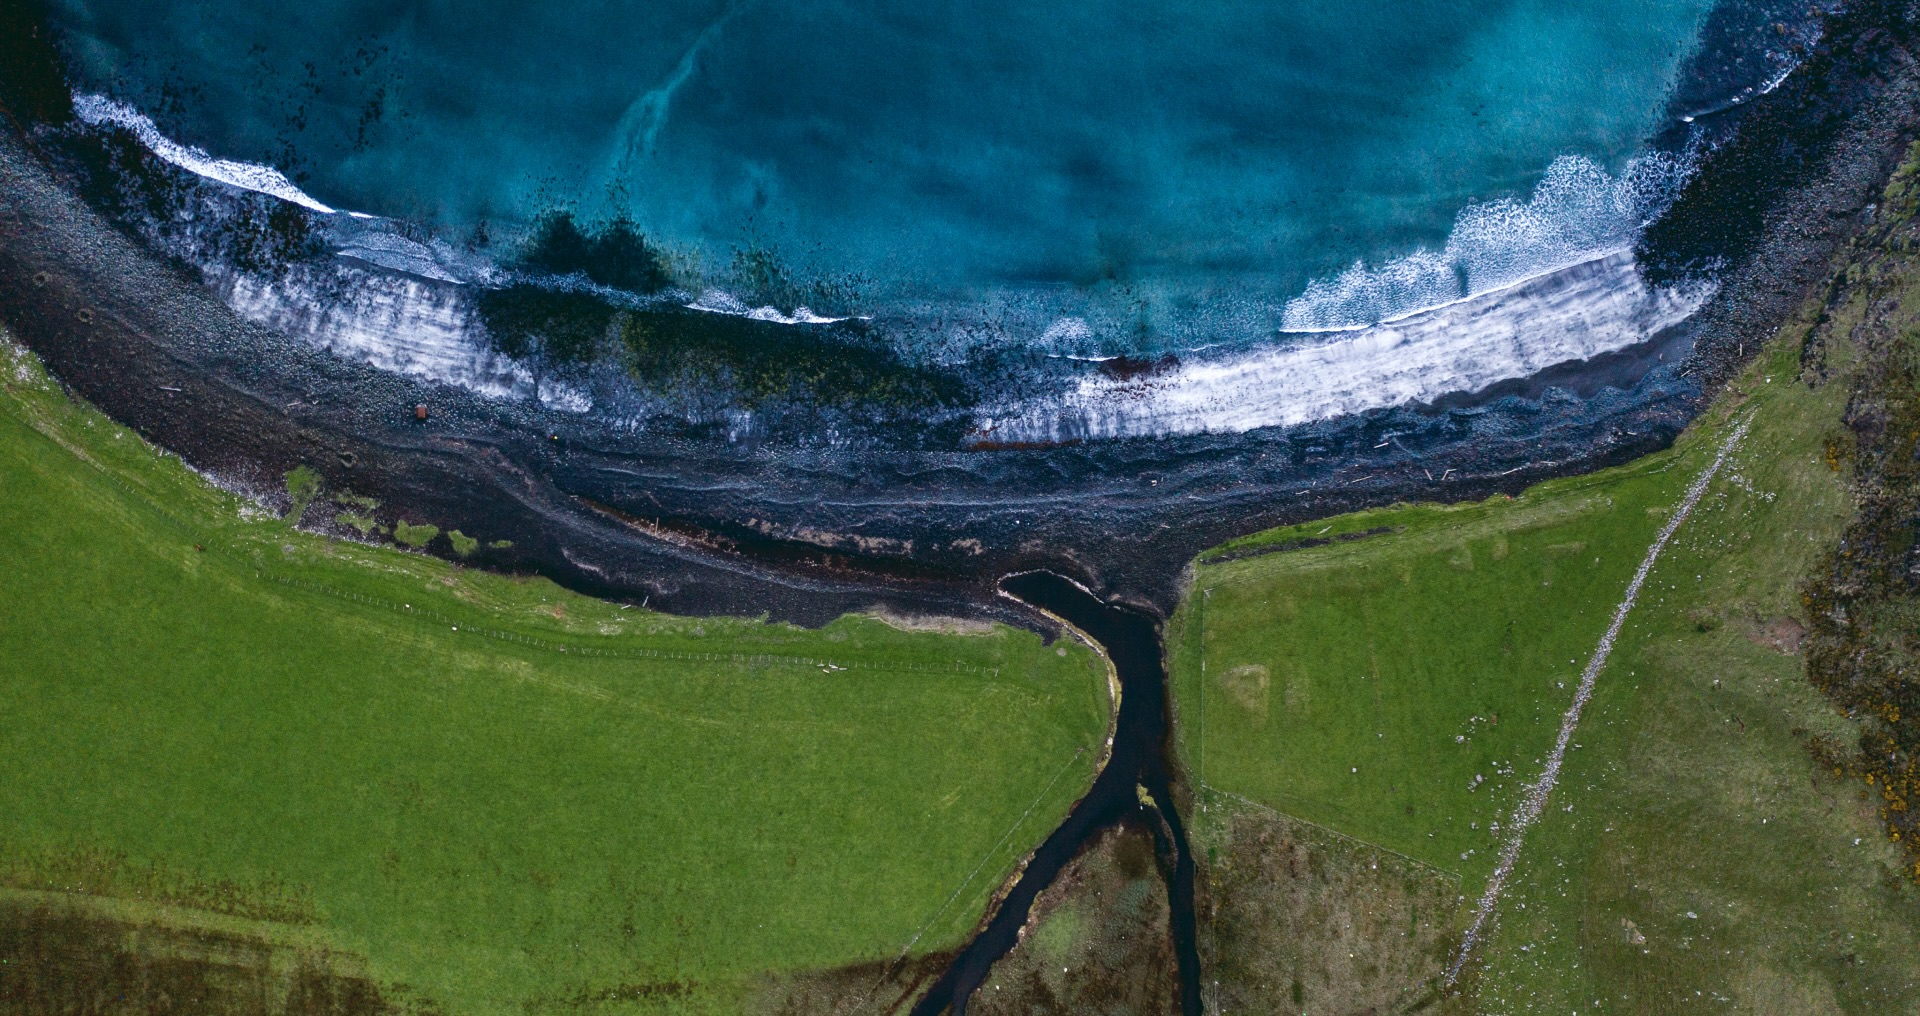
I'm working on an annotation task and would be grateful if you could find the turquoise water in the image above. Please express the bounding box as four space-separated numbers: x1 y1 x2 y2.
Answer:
52 0 1718 343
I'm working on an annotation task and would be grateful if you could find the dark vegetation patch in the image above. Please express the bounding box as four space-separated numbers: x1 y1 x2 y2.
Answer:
1 848 318 927
205 198 324 275
46 124 323 275
1191 803 1462 1016
0 898 421 1016
475 248 971 409
485 213 965 410
515 212 670 295
615 307 970 410
534 979 694 1011
0 12 325 280
1799 170 1920 869
1098 354 1180 383
473 286 614 364
971 822 1178 1016
753 950 955 1016
726 247 863 319
1636 0 1920 286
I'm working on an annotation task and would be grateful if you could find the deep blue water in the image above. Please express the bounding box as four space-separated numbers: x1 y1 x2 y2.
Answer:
53 1 1723 333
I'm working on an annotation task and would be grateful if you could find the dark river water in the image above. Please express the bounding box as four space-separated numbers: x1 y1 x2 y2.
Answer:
912 571 1200 1016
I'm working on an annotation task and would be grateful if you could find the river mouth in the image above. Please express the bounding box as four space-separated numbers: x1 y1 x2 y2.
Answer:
909 571 1200 1016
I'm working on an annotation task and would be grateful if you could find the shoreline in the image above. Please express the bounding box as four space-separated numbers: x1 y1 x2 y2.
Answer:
1 2 1917 622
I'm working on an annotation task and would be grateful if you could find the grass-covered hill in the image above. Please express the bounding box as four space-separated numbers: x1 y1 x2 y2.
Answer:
1166 158 1920 1014
0 329 1109 1015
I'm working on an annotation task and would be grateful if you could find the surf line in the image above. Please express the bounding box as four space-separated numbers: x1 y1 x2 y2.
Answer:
70 93 342 215
1445 414 1753 985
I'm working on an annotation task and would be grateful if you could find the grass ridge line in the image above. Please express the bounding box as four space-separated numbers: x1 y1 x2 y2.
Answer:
259 573 1001 677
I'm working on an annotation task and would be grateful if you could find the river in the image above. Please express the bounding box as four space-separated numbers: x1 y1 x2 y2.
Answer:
910 571 1200 1016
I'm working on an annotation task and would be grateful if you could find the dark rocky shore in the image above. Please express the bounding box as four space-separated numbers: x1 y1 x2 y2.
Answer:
5 3 1918 627
1 2 1915 629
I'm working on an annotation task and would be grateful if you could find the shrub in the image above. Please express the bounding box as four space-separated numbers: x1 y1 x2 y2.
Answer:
335 512 379 536
284 466 322 523
392 520 439 548
520 212 671 295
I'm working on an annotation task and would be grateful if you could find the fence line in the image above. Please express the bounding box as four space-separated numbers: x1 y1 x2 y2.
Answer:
1446 416 1752 984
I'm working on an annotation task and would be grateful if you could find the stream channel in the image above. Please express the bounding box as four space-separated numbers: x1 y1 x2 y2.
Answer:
911 570 1202 1016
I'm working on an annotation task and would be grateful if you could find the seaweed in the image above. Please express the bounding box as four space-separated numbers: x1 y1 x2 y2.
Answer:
473 284 615 364
616 306 970 410
211 195 324 274
49 122 322 275
517 211 671 294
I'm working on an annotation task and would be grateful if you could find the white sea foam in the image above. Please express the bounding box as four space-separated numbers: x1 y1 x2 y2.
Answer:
979 252 1710 442
214 267 540 403
71 93 341 215
1284 154 1691 332
537 379 595 412
334 232 467 284
974 153 1707 442
74 85 1709 441
1041 317 1094 344
686 289 858 325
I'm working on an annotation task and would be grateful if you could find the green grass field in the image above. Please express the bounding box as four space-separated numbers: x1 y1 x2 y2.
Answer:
1465 268 1920 1009
1170 249 1920 1007
0 331 1109 1014
1170 419 1702 888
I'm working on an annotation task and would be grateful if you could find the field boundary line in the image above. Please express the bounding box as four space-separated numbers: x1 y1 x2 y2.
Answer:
1445 415 1753 984
251 571 998 677
1199 785 1463 885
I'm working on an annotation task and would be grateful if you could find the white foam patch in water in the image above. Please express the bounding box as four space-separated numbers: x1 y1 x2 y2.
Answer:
1284 154 1691 333
334 232 468 284
686 289 859 325
980 252 1710 442
72 93 341 215
213 267 549 404
1041 317 1094 344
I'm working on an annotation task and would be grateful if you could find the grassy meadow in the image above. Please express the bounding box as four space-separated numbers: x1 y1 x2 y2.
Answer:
1169 418 1701 888
0 330 1109 1014
1170 303 1920 1006
1468 336 1920 1011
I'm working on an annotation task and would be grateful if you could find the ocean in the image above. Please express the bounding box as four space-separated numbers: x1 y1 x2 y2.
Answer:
44 0 1818 437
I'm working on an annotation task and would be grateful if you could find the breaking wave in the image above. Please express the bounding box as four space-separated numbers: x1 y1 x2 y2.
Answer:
71 93 343 215
982 252 1712 442
1283 153 1693 332
69 85 1716 446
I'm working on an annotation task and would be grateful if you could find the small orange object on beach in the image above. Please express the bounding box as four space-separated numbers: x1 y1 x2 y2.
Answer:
414 403 429 421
